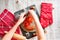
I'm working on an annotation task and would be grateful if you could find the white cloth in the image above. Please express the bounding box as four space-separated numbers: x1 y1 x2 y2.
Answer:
0 0 60 40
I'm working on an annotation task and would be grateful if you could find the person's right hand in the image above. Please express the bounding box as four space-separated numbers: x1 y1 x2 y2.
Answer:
28 10 46 40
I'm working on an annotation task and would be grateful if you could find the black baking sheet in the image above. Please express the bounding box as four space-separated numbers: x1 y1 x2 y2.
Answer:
14 5 39 39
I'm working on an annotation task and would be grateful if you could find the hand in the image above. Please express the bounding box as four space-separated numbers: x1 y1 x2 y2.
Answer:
17 12 26 24
4 31 26 40
28 10 39 23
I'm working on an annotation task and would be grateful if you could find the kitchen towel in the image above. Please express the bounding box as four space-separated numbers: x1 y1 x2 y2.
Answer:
40 3 53 28
0 9 21 40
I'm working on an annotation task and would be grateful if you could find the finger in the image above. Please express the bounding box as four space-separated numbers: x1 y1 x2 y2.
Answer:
4 31 8 33
21 17 26 22
23 16 26 20
28 10 37 17
28 10 34 15
20 12 26 17
28 10 32 13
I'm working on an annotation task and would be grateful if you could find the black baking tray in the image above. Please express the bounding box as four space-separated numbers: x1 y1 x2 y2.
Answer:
14 5 39 39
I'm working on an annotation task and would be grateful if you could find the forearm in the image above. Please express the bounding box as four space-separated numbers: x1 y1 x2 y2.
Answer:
34 16 45 38
34 16 45 40
2 17 22 40
4 32 26 40
2 24 21 40
2 26 18 40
